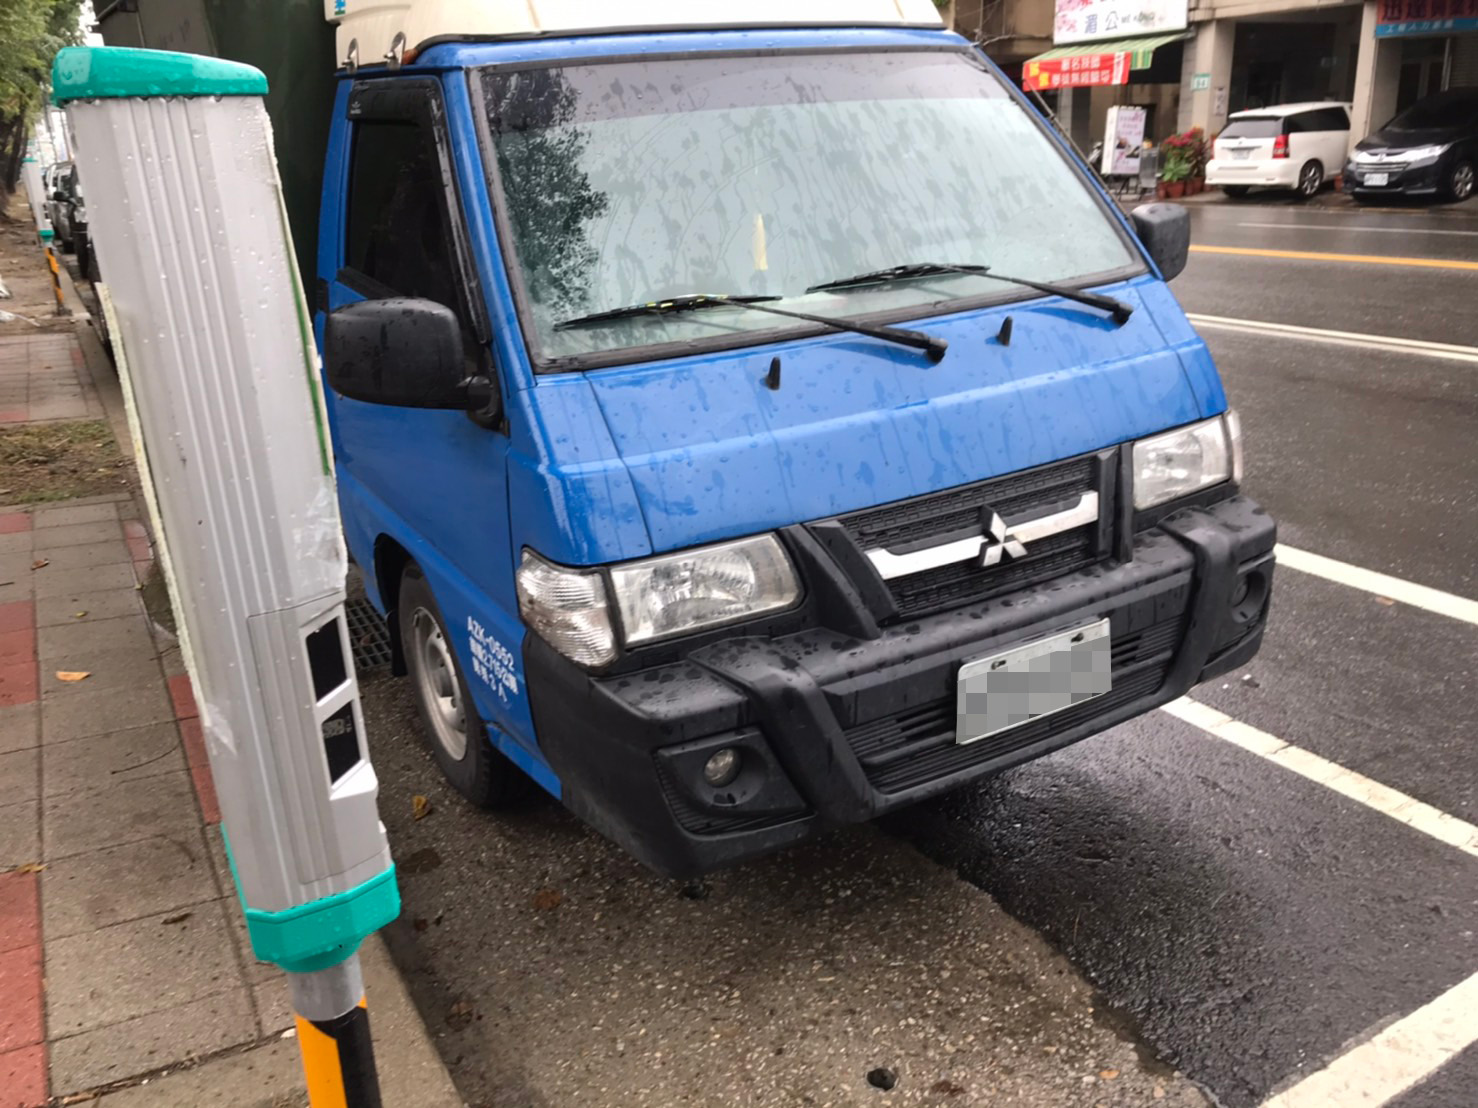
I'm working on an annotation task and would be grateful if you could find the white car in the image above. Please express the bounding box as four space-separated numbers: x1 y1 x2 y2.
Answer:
1207 103 1352 200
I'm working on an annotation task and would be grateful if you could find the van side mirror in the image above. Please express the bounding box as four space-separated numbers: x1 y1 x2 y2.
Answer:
1130 203 1191 281
325 298 469 409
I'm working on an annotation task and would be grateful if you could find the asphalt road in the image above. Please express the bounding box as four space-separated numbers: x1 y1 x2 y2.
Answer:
356 193 1478 1108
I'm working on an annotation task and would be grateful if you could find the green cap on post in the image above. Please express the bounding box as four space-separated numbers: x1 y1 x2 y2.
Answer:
52 46 267 106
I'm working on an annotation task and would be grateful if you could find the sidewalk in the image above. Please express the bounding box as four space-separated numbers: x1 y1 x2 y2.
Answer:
0 213 461 1106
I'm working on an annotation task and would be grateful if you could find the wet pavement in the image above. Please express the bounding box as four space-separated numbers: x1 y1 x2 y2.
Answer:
359 194 1478 1107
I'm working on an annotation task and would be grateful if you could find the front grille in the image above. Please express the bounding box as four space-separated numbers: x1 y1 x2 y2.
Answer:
843 612 1183 794
834 454 1105 621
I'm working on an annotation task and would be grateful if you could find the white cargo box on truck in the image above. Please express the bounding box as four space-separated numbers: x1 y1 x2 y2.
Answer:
324 0 945 64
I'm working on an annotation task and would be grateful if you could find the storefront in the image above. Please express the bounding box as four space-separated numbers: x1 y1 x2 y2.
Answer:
1376 0 1478 106
1023 0 1190 156
1347 0 1478 144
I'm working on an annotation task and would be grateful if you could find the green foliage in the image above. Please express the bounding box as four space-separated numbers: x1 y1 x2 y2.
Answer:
1159 145 1191 183
0 0 84 118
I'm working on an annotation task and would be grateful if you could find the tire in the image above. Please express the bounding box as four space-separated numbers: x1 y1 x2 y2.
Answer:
1222 185 1251 198
399 562 528 808
1446 160 1475 203
1296 161 1323 200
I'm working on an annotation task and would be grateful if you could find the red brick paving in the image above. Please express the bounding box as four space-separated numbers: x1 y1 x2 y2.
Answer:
0 1042 47 1108
0 662 38 708
0 602 34 635
0 871 45 1108
175 680 220 823
168 674 199 720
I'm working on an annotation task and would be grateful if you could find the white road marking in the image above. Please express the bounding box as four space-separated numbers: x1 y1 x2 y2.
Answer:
1258 972 1478 1108
1237 220 1478 237
1274 544 1478 627
1162 697 1478 857
1187 312 1478 364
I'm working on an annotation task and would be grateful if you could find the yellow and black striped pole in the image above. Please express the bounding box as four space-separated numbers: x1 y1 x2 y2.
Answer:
43 242 69 316
292 955 383 1107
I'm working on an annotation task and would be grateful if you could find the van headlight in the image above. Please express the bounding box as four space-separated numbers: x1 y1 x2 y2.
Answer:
1132 412 1241 510
518 536 800 666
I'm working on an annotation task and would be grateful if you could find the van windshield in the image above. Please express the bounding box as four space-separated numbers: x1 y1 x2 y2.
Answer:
477 50 1138 367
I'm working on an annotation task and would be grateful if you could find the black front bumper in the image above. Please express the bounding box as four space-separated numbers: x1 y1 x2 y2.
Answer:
1343 160 1444 197
527 496 1275 877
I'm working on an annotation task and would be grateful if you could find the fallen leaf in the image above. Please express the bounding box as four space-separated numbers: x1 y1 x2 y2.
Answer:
161 911 193 926
56 671 90 682
532 888 563 911
13 862 45 874
1376 596 1396 606
446 1000 476 1030
31 558 48 570
1099 1070 1120 1080
412 794 432 821
61 1094 99 1105
73 611 87 619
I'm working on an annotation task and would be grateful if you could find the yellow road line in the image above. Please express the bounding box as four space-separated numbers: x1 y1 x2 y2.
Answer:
1189 243 1478 271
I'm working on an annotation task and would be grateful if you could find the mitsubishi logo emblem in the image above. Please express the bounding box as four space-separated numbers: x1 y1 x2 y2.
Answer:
976 508 1028 568
863 491 1099 582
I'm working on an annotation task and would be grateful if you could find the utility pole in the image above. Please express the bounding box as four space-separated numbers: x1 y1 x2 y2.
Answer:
54 45 399 1106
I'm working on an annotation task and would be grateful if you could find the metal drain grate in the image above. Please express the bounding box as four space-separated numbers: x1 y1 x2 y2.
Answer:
345 597 393 672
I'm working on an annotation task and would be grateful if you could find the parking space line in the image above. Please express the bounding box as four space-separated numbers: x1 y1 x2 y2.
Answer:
1187 312 1478 364
1237 221 1478 238
1188 244 1478 271
1259 971 1478 1108
1274 544 1478 627
1162 697 1478 857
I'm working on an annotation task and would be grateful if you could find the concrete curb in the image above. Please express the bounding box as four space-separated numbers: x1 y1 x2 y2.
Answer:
91 937 464 1107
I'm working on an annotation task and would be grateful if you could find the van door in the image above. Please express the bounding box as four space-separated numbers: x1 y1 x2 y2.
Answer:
320 78 529 754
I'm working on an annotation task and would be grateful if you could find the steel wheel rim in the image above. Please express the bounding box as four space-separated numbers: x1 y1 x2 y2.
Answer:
1455 164 1474 200
410 607 468 761
1300 165 1321 196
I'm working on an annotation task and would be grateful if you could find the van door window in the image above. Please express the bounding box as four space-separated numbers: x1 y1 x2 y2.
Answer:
345 119 465 323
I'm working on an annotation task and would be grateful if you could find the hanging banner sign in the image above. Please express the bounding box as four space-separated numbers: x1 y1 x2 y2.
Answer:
1023 51 1131 91
1375 0 1478 35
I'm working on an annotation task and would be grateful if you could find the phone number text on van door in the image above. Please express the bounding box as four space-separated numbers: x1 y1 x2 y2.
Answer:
467 617 519 705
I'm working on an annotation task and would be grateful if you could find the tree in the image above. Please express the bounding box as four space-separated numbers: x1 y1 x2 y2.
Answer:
0 0 84 191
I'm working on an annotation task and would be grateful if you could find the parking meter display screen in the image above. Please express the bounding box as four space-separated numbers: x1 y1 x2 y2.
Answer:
479 50 1139 366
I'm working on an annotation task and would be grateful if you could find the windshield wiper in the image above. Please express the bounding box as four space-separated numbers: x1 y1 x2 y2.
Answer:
807 263 1134 326
554 293 947 363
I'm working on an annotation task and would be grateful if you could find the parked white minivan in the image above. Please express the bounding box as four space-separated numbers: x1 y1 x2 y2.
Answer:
1207 103 1352 199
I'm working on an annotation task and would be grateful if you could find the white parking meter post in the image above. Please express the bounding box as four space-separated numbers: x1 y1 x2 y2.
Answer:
53 46 398 1107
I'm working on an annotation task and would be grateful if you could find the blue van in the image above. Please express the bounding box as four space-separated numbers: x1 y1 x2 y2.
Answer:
315 6 1275 876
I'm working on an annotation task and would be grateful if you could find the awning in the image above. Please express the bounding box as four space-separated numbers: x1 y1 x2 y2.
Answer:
1022 33 1188 92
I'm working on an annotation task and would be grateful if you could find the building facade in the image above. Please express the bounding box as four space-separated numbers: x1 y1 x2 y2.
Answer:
956 0 1477 155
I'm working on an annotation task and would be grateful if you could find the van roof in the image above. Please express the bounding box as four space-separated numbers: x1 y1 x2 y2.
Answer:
1228 102 1351 118
325 0 945 67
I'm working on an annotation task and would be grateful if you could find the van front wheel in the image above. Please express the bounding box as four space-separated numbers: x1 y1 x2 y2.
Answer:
400 563 527 808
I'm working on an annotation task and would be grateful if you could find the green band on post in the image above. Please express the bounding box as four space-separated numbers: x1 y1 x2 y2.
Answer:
52 46 268 106
223 832 401 974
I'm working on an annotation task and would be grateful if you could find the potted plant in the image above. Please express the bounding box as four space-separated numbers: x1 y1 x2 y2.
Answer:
1184 127 1208 194
1159 144 1190 199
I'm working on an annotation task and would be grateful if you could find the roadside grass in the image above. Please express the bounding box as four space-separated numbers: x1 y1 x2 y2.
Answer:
0 419 130 503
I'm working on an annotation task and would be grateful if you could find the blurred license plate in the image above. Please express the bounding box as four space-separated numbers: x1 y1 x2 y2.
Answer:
1365 172 1390 186
1232 148 1251 160
955 620 1112 745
